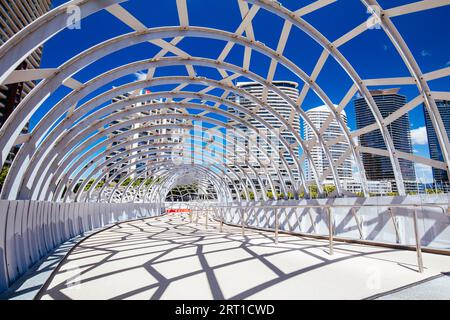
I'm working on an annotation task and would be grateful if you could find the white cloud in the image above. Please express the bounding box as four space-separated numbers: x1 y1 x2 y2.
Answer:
420 50 431 57
410 126 428 145
134 71 147 81
415 163 433 183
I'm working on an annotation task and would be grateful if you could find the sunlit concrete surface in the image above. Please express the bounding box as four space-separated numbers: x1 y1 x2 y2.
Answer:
38 214 450 300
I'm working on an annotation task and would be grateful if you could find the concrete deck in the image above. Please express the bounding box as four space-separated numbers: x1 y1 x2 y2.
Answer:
0 232 95 300
38 214 450 300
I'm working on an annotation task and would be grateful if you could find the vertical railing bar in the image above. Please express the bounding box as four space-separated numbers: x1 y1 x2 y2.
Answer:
327 206 334 256
389 207 401 244
275 207 279 245
241 206 245 236
412 206 424 273
220 207 224 232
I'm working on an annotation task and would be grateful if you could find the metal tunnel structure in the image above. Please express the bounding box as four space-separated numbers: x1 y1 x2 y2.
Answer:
0 0 450 298
0 0 449 204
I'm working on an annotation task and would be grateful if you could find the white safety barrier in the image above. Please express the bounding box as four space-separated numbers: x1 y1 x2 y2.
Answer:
216 195 450 250
0 201 164 293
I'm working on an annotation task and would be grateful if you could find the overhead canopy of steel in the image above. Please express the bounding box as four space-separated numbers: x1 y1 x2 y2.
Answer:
0 0 449 203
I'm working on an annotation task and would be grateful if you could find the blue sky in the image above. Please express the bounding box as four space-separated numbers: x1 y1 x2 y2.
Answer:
35 0 450 182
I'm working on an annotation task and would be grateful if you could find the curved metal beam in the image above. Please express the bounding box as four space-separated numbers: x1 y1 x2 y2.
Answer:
41 106 300 201
2 27 362 199
9 59 330 200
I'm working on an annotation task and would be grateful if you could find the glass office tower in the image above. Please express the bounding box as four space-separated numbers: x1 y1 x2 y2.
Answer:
354 89 416 190
423 100 450 184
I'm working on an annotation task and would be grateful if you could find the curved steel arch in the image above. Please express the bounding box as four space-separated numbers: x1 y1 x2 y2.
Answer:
129 163 233 204
75 134 275 204
85 161 237 203
50 122 280 203
34 93 305 200
152 165 227 203
93 154 247 203
95 151 246 203
123 161 237 203
107 140 273 203
98 150 255 204
140 164 232 204
76 142 257 203
58 114 293 202
102 162 233 204
1 26 368 199
5 54 347 200
155 167 225 203
0 0 447 202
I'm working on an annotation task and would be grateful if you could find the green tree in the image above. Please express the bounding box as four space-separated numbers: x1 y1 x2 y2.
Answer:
96 180 105 189
84 179 95 191
121 177 132 186
324 185 336 195
144 178 153 186
426 188 443 194
133 179 143 187
308 185 318 199
0 165 9 191
387 192 399 196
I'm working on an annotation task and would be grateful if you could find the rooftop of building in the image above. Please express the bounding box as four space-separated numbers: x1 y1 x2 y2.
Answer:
236 81 299 89
369 88 401 95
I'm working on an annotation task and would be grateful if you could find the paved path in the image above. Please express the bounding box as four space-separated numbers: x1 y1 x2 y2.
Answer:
38 214 450 300
374 273 450 300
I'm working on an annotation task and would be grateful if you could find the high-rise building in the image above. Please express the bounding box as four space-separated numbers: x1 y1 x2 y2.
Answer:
354 89 416 191
303 105 353 182
105 90 185 182
0 0 52 164
423 100 450 184
228 81 300 190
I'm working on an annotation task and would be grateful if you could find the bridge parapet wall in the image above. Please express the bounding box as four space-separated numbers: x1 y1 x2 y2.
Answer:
0 201 164 293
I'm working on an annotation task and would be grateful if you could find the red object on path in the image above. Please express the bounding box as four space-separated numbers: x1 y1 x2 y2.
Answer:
166 208 191 213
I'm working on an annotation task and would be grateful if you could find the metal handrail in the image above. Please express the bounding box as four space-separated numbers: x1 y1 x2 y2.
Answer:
188 202 450 273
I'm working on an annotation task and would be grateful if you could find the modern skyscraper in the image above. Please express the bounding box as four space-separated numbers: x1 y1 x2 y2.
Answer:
423 100 450 184
303 105 353 182
354 89 416 190
228 81 300 188
105 90 185 182
0 0 52 164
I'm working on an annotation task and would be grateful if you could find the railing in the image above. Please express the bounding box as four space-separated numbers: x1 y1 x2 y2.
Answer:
0 201 165 294
186 202 450 274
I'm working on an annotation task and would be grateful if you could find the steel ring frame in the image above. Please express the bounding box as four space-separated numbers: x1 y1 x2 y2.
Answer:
64 115 293 202
0 0 448 202
36 94 306 200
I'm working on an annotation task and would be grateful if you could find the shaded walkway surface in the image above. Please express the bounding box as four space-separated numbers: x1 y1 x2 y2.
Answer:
38 214 450 300
0 232 95 300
